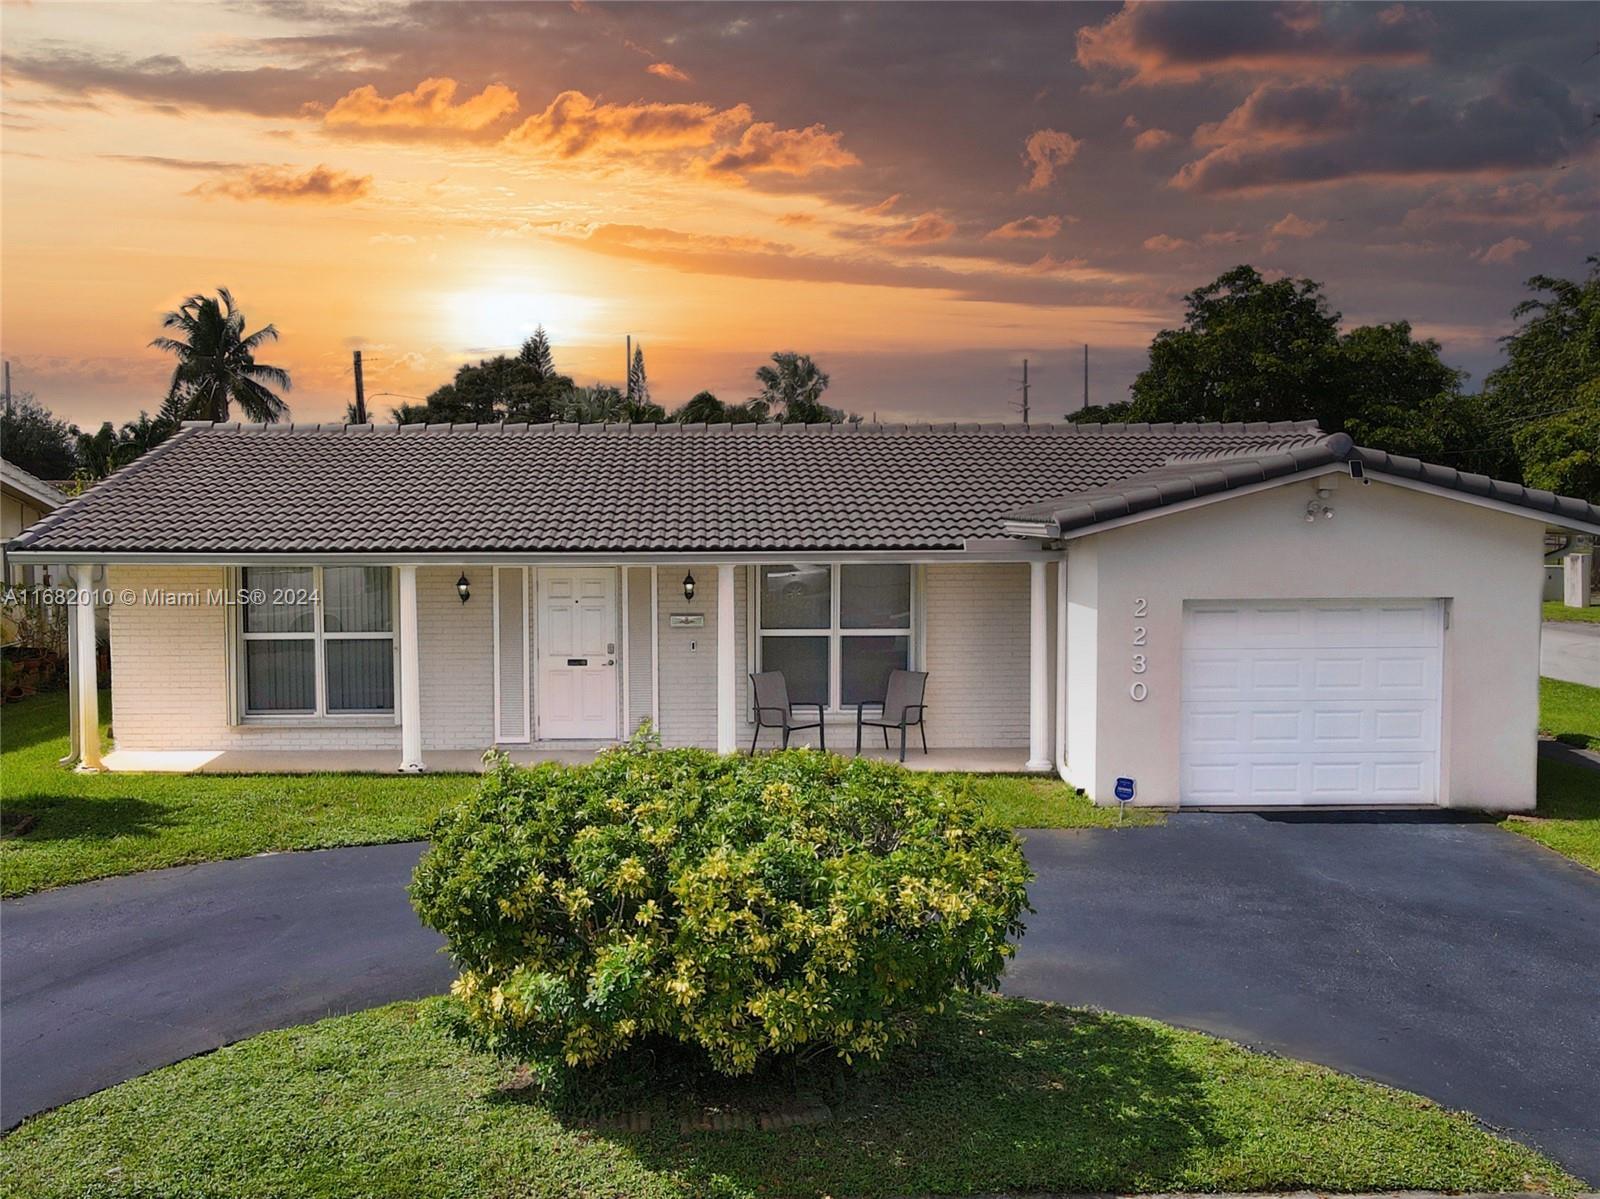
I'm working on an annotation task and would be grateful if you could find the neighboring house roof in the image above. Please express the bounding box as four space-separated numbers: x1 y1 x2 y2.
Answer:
1004 432 1600 539
8 419 1323 556
0 459 68 512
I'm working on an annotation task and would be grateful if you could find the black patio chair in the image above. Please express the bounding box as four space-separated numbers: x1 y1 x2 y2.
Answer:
748 671 826 754
854 669 928 762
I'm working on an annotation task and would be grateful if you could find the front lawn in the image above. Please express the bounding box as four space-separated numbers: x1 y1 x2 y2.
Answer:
0 690 474 898
1503 758 1600 872
0 691 1126 897
1540 676 1600 750
0 994 1577 1199
1543 600 1600 624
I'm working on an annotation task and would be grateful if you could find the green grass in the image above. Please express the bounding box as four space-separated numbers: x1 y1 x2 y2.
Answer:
960 771 1164 827
0 691 1131 897
1543 600 1600 624
1 994 1577 1199
0 690 477 898
1503 758 1600 872
1540 676 1600 750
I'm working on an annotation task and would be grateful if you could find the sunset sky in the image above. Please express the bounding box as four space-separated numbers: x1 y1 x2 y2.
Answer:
1 0 1595 428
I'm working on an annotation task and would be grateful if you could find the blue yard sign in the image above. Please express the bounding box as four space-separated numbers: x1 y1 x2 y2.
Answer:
1113 777 1136 802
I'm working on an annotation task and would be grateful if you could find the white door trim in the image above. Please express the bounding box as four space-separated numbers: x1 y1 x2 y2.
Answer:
493 566 531 744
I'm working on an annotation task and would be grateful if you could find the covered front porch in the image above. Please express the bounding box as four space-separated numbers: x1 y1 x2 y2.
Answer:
96 743 1037 775
56 552 1061 777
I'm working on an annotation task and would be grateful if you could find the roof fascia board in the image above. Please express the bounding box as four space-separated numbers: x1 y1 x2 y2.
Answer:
5 544 1055 568
1033 463 1348 542
0 466 67 511
1368 473 1600 536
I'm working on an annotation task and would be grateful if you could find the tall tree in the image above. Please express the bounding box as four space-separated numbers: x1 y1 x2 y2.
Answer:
1098 265 1484 470
0 393 78 479
150 287 292 422
676 390 726 423
1127 266 1342 425
73 401 186 480
519 326 558 381
1485 257 1600 501
752 352 842 423
627 344 649 407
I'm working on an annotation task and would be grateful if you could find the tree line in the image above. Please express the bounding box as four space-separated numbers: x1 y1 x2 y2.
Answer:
2 259 1594 503
1071 259 1597 503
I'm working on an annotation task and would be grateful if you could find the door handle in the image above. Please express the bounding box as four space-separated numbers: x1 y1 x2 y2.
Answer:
606 659 616 666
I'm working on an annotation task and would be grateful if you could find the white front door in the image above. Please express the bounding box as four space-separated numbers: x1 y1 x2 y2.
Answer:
1180 599 1443 806
537 568 619 740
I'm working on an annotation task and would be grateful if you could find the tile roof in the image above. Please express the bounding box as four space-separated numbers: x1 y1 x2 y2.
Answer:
1006 432 1600 537
9 419 1324 556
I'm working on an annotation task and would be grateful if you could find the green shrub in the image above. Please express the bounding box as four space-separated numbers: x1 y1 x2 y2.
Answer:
411 743 1032 1084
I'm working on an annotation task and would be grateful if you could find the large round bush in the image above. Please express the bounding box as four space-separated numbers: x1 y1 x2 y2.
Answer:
411 744 1032 1081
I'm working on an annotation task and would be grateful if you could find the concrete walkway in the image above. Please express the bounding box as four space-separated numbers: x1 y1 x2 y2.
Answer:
4 820 1598 1181
1542 620 1600 687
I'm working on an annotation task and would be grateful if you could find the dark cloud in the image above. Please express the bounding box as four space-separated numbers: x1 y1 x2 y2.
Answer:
1076 1 1433 84
1173 66 1592 193
3 49 363 116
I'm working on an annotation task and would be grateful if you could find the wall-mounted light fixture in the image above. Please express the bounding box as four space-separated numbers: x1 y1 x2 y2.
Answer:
1304 487 1336 523
682 571 696 601
456 572 471 603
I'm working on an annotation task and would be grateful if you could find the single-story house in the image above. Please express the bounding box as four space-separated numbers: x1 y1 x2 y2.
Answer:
8 419 1598 810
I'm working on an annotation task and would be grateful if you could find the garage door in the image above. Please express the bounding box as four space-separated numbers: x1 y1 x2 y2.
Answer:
1181 600 1442 806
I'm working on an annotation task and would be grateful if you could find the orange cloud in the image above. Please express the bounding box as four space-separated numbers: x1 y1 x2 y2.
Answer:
985 214 1062 240
1269 212 1327 238
1142 233 1191 252
1476 236 1531 265
700 121 859 177
507 90 752 157
881 212 956 246
864 193 902 215
647 62 692 83
188 164 370 203
1022 129 1081 190
1076 1 1430 86
322 77 519 137
1133 127 1176 151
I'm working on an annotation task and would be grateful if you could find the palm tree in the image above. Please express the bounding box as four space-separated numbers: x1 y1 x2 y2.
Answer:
752 352 840 423
151 287 292 422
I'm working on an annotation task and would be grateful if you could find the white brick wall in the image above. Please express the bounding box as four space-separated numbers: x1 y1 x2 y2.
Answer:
922 563 1033 747
105 560 1040 757
106 564 493 753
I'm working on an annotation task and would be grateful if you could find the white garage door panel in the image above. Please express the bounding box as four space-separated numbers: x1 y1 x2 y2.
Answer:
1180 600 1442 806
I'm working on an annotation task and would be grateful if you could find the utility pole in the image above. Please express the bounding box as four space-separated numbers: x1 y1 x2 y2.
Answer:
3 359 11 418
1082 344 1089 411
351 350 367 424
625 334 632 398
1010 357 1031 426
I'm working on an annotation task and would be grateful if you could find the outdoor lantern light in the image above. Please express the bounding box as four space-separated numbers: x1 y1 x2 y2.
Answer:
682 571 696 601
456 572 471 604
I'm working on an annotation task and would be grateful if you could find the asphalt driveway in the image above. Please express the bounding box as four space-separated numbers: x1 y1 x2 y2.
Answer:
4 817 1598 1180
1543 619 1600 686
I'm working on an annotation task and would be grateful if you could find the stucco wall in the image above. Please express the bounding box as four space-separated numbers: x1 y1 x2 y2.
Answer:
1068 476 1545 810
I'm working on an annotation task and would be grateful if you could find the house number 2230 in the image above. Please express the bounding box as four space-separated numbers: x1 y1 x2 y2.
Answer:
1130 597 1149 701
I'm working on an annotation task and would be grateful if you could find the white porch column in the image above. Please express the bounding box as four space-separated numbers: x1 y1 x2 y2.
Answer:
1026 558 1051 771
71 564 103 772
60 583 82 766
716 563 736 754
397 564 425 773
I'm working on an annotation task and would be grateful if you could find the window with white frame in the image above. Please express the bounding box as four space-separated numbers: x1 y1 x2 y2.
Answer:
239 565 395 717
756 563 913 709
